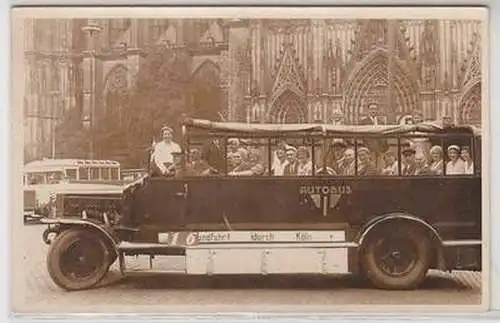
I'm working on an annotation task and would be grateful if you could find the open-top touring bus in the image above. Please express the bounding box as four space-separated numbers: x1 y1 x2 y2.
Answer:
40 118 482 291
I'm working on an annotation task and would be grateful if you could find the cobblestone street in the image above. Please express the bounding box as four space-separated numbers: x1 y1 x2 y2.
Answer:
11 223 483 315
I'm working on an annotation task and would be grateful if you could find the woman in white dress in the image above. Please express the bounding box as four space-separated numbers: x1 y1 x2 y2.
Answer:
446 145 466 175
296 146 313 176
271 146 288 176
429 145 444 175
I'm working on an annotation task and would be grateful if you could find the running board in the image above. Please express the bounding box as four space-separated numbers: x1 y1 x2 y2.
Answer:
122 268 187 276
117 242 185 256
442 240 482 247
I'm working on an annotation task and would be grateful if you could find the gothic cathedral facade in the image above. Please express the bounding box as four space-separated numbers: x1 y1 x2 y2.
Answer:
23 19 482 163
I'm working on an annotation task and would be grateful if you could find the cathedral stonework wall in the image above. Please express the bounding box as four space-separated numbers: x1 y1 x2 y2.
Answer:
23 18 483 162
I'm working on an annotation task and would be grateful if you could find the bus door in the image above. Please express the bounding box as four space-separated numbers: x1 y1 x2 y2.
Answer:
143 177 188 229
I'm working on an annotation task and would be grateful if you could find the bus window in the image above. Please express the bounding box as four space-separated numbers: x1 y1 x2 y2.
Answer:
397 136 439 176
110 168 119 180
26 173 46 184
444 141 475 176
47 171 63 184
270 139 288 176
381 149 399 175
65 169 77 180
79 168 89 180
354 142 378 176
227 138 268 177
90 168 100 180
183 139 222 177
101 168 111 180
269 138 315 177
322 138 352 176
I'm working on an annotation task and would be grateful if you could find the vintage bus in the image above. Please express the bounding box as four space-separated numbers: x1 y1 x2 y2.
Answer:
23 159 124 221
40 118 482 291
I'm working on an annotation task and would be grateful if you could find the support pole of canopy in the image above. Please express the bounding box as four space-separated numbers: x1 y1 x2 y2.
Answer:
387 20 396 124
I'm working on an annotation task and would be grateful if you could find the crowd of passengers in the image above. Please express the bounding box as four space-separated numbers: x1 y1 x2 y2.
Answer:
178 137 475 177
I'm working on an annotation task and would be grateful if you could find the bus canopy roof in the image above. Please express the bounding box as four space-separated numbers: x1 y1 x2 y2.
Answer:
183 118 481 137
24 159 121 173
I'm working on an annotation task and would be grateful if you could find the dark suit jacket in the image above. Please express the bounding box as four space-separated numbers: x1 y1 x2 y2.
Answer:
402 164 417 176
359 116 386 126
283 161 299 175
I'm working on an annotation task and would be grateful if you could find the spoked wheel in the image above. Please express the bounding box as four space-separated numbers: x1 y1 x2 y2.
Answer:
361 224 431 290
47 228 114 291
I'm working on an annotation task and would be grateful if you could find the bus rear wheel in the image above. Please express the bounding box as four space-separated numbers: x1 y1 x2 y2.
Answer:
46 228 113 291
360 224 431 290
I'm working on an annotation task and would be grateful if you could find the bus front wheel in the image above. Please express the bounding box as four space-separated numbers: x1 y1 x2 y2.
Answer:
360 223 431 290
46 228 113 291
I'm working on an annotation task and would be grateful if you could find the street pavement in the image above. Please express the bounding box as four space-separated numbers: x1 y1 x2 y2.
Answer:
12 223 483 315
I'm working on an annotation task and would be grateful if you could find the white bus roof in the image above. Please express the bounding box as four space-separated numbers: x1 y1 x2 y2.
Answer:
24 159 121 173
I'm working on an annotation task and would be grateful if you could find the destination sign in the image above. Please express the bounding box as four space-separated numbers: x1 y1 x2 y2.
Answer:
158 230 346 247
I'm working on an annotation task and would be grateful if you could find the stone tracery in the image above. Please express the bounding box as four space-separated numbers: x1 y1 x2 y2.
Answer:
24 18 484 161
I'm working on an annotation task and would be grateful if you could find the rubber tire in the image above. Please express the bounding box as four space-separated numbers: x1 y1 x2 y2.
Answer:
46 228 112 291
361 224 431 290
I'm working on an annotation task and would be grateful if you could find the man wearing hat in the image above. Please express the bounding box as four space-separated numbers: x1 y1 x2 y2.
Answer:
401 146 417 176
283 146 299 175
325 139 347 174
164 151 197 178
446 145 466 175
359 102 386 125
151 124 181 176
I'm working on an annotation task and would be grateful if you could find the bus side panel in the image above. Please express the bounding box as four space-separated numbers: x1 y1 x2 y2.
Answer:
143 176 481 245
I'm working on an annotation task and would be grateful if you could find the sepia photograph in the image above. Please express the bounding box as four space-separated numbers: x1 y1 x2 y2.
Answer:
9 6 489 315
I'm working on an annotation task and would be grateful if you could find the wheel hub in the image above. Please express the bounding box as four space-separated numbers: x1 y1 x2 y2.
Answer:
60 238 106 281
374 236 418 277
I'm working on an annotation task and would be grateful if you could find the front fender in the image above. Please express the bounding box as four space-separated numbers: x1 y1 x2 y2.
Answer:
40 218 118 257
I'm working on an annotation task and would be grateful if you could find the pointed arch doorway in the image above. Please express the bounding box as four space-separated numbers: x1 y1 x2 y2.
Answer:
343 49 419 124
191 60 222 121
269 89 306 124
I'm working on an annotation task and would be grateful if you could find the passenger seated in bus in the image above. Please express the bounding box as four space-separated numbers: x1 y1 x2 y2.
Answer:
271 146 288 176
189 148 218 176
401 147 417 176
339 148 355 176
164 152 196 178
357 147 377 176
283 146 299 175
325 139 347 174
446 145 466 175
247 148 265 176
429 145 444 175
227 138 239 153
228 138 248 157
461 146 474 175
228 151 252 176
296 146 313 176
381 151 398 175
414 153 434 176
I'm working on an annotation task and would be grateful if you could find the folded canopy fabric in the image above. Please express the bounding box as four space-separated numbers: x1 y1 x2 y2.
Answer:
183 118 481 137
